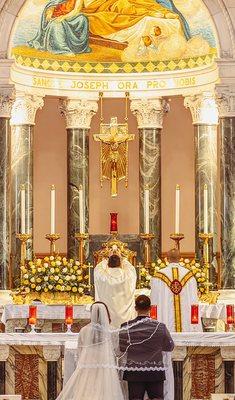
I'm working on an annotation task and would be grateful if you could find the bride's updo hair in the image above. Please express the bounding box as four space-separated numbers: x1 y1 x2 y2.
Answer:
108 254 121 268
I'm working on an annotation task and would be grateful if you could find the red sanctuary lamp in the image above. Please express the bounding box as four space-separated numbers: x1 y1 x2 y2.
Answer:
110 213 118 235
191 305 199 325
226 305 234 330
65 305 74 333
29 305 37 333
150 305 157 320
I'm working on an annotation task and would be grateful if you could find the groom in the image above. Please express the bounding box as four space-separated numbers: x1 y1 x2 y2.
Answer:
94 248 137 328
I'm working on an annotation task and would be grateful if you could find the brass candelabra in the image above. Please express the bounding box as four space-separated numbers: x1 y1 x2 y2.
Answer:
199 232 213 294
45 234 61 255
75 233 89 265
139 233 155 267
170 233 185 251
16 233 32 267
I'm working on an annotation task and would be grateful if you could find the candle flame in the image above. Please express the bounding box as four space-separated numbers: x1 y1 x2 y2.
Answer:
51 185 55 190
176 184 180 190
20 184 25 190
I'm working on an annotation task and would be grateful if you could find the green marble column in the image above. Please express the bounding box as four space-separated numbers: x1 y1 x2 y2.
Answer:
131 98 168 259
185 92 219 284
10 95 44 286
61 99 98 259
0 91 13 289
218 89 235 288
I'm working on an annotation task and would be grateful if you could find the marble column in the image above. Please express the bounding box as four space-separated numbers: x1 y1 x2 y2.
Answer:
131 98 168 259
60 99 98 259
0 90 13 289
10 94 44 286
217 88 235 289
184 93 219 271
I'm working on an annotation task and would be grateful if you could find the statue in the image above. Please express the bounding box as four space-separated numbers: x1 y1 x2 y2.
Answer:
93 117 135 197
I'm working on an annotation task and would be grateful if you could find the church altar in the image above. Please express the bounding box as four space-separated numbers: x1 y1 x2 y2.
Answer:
0 332 234 400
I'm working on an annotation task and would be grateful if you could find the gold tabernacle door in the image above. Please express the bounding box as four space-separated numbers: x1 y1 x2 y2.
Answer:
93 237 137 266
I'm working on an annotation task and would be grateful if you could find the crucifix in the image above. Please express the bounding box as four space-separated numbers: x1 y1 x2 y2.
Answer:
93 117 135 197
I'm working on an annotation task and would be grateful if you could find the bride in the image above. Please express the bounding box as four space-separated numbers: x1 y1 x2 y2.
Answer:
57 302 125 400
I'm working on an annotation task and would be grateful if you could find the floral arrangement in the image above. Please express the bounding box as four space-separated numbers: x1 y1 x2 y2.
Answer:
19 255 90 296
139 258 208 294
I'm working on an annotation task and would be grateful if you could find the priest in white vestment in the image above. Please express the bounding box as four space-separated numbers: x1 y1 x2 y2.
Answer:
151 248 202 332
94 250 137 328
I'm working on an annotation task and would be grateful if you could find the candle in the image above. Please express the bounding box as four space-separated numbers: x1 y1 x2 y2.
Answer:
150 305 157 320
79 185 85 234
29 305 37 325
191 304 199 324
21 184 26 234
203 184 208 234
65 305 73 325
175 184 180 234
110 212 118 234
226 305 234 325
50 185 56 234
144 186 150 234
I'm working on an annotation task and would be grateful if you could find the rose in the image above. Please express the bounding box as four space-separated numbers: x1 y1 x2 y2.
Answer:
38 268 42 272
59 279 63 284
55 268 60 273
54 276 59 281
31 284 36 289
75 261 80 266
56 261 61 266
50 256 54 261
23 280 29 285
184 259 190 264
71 275 76 281
62 267 67 273
44 277 49 282
24 274 29 279
72 287 78 293
50 268 55 273
78 287 84 294
77 269 82 275
65 275 71 281
51 261 56 267
48 284 53 290
66 285 71 291
36 285 41 291
30 277 35 283
25 287 30 293
36 278 42 283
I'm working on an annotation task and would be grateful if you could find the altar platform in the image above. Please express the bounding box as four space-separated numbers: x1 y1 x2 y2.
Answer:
0 332 234 400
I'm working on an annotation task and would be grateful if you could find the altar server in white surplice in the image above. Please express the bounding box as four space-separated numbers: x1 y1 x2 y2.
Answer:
94 251 137 328
151 248 202 332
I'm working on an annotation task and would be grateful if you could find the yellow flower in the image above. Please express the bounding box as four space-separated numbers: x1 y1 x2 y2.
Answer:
44 256 49 262
31 269 36 275
44 263 49 268
72 287 78 293
77 269 82 275
23 279 29 285
29 261 34 267
31 284 36 289
36 278 42 283
50 268 55 273
56 284 62 291
21 266 27 273
74 265 78 271
55 268 60 273
49 276 54 281
25 287 30 293
77 276 83 282
78 287 84 294
57 256 62 261
48 284 53 290
66 286 71 291
36 259 42 266
50 256 55 261
58 279 63 284
30 277 35 283
51 261 56 267
23 273 29 279
54 276 59 281
44 276 49 282
36 285 41 291
44 288 48 292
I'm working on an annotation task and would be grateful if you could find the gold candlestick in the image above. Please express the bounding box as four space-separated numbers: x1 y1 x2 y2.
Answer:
140 233 155 267
199 232 213 294
170 233 185 251
45 234 61 255
75 233 89 265
16 233 32 267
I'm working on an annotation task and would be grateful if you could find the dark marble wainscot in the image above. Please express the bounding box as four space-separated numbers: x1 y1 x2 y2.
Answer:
220 117 235 288
67 128 89 259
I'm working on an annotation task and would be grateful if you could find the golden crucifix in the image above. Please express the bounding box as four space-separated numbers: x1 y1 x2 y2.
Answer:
93 117 135 197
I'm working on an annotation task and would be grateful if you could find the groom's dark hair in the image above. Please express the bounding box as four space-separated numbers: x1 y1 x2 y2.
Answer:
135 295 151 311
108 254 121 268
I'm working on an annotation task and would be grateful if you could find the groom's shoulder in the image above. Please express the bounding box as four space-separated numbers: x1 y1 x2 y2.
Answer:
121 317 138 327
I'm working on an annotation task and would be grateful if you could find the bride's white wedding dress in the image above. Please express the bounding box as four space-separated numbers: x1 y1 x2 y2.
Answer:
56 303 125 400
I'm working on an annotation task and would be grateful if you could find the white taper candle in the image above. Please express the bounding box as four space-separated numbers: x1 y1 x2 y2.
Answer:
50 185 56 235
79 185 85 234
21 184 26 234
144 186 150 234
175 184 180 234
204 184 208 234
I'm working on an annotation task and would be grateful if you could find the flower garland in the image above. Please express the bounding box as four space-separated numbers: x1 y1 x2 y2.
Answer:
139 258 208 294
19 255 90 295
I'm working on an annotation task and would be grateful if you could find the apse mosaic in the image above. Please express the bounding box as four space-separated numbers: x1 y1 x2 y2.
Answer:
11 0 218 74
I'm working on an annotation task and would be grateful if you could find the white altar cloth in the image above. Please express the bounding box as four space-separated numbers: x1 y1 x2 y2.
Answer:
1 304 91 324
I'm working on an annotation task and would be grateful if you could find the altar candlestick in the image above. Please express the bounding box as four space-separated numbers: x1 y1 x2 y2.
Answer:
79 185 85 234
110 212 118 234
150 305 157 320
203 184 208 234
50 185 56 235
21 185 26 234
191 304 199 324
144 187 150 234
226 305 234 325
175 184 180 234
65 305 73 324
